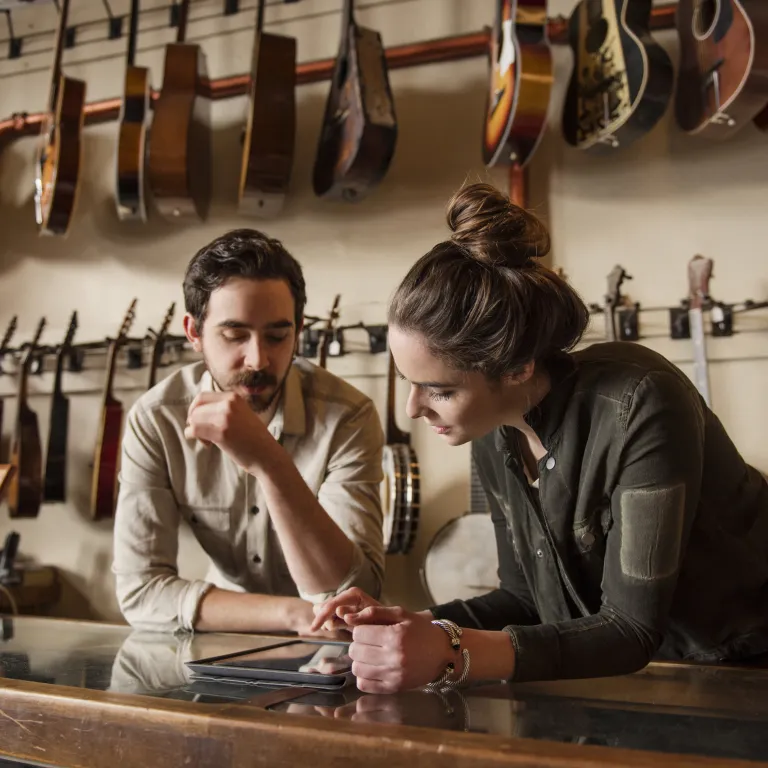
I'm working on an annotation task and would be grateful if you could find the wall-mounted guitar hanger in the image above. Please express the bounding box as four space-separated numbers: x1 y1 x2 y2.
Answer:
0 2 679 150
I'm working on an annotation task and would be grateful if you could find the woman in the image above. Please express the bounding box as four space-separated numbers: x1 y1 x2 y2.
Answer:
312 183 768 694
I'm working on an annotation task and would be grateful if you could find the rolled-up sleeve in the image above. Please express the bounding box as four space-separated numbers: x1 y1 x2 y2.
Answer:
507 371 705 682
301 399 385 603
113 402 213 633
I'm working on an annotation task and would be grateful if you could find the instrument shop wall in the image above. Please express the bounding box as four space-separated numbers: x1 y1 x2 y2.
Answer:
0 0 766 622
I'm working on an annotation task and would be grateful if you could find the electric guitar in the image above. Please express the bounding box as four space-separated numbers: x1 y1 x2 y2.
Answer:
8 318 46 519
147 0 211 222
116 0 151 221
43 311 78 502
483 0 553 168
34 0 86 235
562 0 673 152
91 300 137 520
675 0 768 137
238 0 296 217
312 0 397 201
0 316 18 443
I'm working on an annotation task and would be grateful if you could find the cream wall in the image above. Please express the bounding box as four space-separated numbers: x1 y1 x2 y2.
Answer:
0 0 766 622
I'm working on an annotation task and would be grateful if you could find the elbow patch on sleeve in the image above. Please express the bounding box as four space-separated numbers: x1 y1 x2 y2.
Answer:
619 484 686 582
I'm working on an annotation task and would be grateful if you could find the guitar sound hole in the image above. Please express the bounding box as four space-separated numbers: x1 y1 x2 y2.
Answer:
693 0 718 39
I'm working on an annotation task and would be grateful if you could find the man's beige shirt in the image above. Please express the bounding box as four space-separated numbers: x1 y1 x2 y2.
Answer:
113 359 385 633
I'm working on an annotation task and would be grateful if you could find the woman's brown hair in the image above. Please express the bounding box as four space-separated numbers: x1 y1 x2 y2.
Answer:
388 183 589 379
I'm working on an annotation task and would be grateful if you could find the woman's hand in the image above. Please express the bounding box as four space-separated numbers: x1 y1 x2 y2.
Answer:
310 587 382 633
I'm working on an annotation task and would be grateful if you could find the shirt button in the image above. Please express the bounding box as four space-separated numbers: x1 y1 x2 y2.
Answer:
536 549 544 558
252 554 261 564
581 532 595 547
250 505 260 515
545 456 555 470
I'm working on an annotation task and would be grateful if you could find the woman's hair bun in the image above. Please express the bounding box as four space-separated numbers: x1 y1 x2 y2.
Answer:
446 182 551 268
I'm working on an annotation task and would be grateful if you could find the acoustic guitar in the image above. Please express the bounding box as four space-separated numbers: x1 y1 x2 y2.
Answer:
421 454 499 606
483 0 553 168
91 300 137 521
381 348 420 556
562 0 673 152
34 0 86 236
8 318 46 519
312 0 397 202
675 0 768 137
116 0 150 222
43 311 78 503
147 0 211 222
0 315 18 444
238 0 296 218
147 302 175 390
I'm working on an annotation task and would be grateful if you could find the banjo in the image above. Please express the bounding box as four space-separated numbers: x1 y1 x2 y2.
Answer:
380 348 420 555
421 452 500 606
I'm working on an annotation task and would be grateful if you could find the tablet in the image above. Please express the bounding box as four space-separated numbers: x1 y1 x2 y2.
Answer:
185 639 354 690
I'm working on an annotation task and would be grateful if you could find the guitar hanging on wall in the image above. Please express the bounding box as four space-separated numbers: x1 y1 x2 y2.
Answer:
8 318 46 519
675 0 768 138
147 0 211 222
0 315 18 444
312 0 398 202
147 303 176 390
603 264 631 342
116 0 150 222
34 0 86 236
238 0 296 218
91 299 137 521
687 255 714 407
562 0 673 152
483 0 553 169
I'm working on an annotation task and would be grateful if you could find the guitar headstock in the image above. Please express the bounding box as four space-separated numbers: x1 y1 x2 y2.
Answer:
61 310 78 350
0 315 18 353
116 298 138 343
605 264 631 308
687 255 713 310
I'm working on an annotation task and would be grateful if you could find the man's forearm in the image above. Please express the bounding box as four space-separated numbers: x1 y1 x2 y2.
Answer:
194 587 313 633
252 447 357 595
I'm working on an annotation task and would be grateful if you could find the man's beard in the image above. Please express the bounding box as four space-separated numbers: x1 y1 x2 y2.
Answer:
206 359 287 414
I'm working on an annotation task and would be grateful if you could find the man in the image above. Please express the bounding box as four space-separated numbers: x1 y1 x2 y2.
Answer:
113 229 385 634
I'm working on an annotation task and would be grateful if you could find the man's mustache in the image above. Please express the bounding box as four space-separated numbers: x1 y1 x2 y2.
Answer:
230 370 277 389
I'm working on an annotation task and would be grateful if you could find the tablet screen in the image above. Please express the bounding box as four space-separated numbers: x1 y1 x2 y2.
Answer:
210 642 352 676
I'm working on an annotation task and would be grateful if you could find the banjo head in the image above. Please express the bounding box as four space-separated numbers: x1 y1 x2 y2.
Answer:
381 442 420 555
421 513 500 606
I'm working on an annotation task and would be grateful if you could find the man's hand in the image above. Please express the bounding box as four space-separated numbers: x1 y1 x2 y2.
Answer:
287 598 351 639
310 587 383 633
184 392 274 474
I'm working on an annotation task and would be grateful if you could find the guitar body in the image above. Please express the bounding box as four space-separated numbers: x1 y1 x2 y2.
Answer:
381 443 420 555
148 44 211 222
562 0 673 152
239 32 296 217
90 398 124 520
35 75 86 235
116 64 151 221
676 0 768 137
7 405 43 519
43 393 69 502
313 23 397 201
755 103 768 130
483 0 553 168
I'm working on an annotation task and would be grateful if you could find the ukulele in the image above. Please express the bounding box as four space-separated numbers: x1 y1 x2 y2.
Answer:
147 0 211 222
312 0 397 201
90 299 137 521
562 0 673 152
147 302 175 390
675 0 768 137
116 0 151 222
43 311 78 503
381 347 420 555
687 255 714 407
483 0 553 168
0 315 18 443
238 0 296 217
7 318 46 519
34 0 86 236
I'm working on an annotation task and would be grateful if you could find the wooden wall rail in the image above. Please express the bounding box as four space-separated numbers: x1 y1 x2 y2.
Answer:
0 4 677 151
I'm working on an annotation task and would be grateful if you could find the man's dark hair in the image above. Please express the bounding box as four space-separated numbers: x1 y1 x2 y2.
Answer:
183 229 306 331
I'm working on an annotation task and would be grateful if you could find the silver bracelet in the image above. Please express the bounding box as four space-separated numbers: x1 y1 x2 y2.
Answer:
425 619 471 692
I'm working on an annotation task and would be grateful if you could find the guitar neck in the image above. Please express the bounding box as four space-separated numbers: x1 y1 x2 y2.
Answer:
52 348 67 399
343 0 355 31
127 0 141 67
16 362 30 414
147 339 164 390
256 0 266 35
103 340 121 401
48 0 72 112
176 0 190 44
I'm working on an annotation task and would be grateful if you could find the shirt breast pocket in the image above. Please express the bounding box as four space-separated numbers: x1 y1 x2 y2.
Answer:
181 506 236 574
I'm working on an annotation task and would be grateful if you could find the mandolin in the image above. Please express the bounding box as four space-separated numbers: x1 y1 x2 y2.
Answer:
675 0 768 137
0 315 18 443
147 0 211 222
483 0 553 168
91 300 137 521
43 311 78 503
116 0 150 222
7 318 46 519
380 347 420 556
312 0 397 202
562 0 673 152
147 302 175 390
238 0 296 218
34 0 86 236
